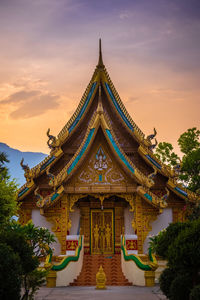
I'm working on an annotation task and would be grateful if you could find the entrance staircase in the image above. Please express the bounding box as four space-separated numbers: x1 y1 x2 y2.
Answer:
70 254 132 286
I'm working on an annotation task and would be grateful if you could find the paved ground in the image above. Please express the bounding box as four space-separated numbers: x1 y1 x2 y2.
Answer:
35 285 167 300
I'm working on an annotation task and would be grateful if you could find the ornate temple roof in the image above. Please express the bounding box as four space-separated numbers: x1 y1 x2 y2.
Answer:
18 40 199 210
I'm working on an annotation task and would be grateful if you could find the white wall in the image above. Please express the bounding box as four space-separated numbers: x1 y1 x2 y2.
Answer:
143 208 173 253
56 237 84 286
31 209 61 255
69 207 80 235
124 206 135 235
121 251 145 286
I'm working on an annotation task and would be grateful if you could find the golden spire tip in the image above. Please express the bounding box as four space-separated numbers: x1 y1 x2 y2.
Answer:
98 38 104 67
97 83 103 114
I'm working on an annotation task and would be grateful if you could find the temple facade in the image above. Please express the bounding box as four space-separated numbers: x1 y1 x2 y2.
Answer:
18 40 198 286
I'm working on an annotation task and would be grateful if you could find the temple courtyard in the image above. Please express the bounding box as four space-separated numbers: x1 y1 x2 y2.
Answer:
35 285 167 300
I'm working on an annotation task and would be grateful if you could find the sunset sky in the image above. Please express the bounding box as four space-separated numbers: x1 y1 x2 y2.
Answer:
0 0 200 155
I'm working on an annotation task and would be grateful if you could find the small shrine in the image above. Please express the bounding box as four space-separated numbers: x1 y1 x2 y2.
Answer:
18 40 198 286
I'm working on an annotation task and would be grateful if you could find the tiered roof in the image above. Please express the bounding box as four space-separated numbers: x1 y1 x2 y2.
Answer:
18 40 199 211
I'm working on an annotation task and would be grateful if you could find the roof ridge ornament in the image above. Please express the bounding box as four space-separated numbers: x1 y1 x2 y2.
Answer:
97 84 103 114
97 38 104 67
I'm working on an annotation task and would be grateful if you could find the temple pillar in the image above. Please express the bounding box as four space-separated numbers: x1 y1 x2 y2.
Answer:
18 207 32 225
45 194 69 255
115 206 124 254
172 206 186 223
135 194 143 253
60 194 69 254
80 206 90 254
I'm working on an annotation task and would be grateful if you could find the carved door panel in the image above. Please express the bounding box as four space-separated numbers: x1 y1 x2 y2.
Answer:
91 209 114 254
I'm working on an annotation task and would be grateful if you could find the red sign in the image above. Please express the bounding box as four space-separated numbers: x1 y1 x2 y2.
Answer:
66 240 78 250
126 240 138 250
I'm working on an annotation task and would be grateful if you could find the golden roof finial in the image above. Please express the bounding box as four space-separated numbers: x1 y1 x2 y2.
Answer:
97 84 103 114
97 38 104 67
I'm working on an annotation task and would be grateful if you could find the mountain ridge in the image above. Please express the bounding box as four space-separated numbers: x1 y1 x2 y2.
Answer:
0 142 47 186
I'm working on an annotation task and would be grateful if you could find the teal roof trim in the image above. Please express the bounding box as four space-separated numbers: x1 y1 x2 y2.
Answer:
18 187 29 198
69 82 97 133
105 83 134 132
144 193 152 201
106 129 135 174
174 186 187 197
67 128 95 175
51 192 59 202
40 156 56 171
145 155 161 170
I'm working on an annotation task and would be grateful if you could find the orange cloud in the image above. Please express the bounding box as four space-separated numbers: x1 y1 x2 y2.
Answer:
0 90 60 119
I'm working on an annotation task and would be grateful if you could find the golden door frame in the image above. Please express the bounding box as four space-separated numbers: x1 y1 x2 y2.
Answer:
90 209 114 255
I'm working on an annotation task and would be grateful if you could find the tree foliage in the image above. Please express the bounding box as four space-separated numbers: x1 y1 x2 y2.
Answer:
0 222 55 300
9 221 56 259
0 151 56 299
150 219 200 300
149 222 189 259
0 243 22 300
180 148 200 192
178 127 200 155
0 152 18 226
155 127 200 220
154 142 179 166
155 127 200 193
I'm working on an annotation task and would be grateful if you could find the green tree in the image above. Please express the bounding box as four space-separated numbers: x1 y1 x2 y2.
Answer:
155 127 200 193
0 222 55 300
16 222 55 300
155 128 200 219
0 243 22 300
178 127 200 155
0 152 9 177
0 152 18 226
0 152 56 299
0 227 38 300
150 219 200 300
178 127 200 192
154 142 180 166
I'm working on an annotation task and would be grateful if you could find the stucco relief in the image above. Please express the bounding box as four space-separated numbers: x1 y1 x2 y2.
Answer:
77 146 127 185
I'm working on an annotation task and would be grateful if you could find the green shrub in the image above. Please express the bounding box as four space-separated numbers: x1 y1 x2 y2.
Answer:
169 273 192 300
149 222 189 259
152 219 200 300
159 267 176 299
0 243 21 300
0 228 38 274
168 219 200 273
190 285 200 300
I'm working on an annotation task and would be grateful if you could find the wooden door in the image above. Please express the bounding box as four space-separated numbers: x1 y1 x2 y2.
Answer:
91 209 114 254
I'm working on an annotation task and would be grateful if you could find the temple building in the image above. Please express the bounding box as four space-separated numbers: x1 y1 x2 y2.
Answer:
18 40 198 286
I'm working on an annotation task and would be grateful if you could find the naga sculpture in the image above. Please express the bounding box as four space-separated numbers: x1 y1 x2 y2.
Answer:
161 188 170 205
20 158 33 183
148 167 157 183
34 187 44 208
47 128 69 153
146 128 158 151
47 128 60 152
141 168 157 188
147 128 157 142
46 167 57 191
148 138 158 151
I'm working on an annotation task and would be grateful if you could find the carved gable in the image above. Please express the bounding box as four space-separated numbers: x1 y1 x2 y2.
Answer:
68 132 132 187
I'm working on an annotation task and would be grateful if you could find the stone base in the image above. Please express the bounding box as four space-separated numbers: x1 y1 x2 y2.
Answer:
46 270 57 288
144 271 155 287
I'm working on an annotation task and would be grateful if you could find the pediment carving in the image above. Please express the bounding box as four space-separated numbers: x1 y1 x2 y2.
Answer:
70 144 130 186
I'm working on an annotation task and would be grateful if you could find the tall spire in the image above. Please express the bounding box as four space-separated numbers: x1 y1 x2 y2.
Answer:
98 38 104 67
97 84 103 114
